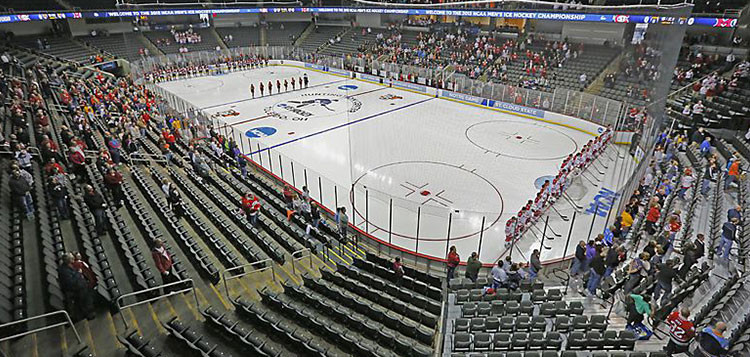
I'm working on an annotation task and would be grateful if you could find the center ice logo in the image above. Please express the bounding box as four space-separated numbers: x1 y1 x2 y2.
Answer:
264 93 362 121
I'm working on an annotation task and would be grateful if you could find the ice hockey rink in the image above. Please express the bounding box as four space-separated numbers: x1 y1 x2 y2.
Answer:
156 65 637 265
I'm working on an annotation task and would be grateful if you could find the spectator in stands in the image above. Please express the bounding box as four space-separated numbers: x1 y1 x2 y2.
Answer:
168 186 183 219
624 252 650 293
9 169 34 219
465 252 481 282
392 257 404 285
678 168 694 199
625 293 651 330
569 240 586 284
605 245 625 278
620 207 634 237
645 202 661 235
506 264 522 291
83 185 107 235
152 238 179 292
717 217 738 260
310 203 320 229
103 168 124 208
586 249 606 296
702 161 718 196
653 258 681 307
665 307 695 355
337 207 349 242
15 147 32 170
49 176 69 220
724 158 741 190
446 246 459 279
528 249 542 283
699 136 712 158
694 233 706 260
728 205 742 222
59 252 95 321
693 322 729 357
678 242 698 279
283 184 294 208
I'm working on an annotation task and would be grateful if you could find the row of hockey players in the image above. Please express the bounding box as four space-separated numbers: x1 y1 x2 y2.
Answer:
505 127 613 245
249 74 309 97
143 54 270 83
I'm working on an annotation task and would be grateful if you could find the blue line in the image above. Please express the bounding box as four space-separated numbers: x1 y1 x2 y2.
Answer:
249 97 435 155
199 79 350 110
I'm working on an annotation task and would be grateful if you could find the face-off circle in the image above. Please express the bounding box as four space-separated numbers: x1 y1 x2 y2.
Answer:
351 161 503 240
264 93 362 121
465 120 579 160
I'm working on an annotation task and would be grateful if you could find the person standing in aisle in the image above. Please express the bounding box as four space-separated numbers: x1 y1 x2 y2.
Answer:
529 249 542 283
465 252 481 282
83 185 107 235
152 238 179 292
338 207 349 242
446 246 459 279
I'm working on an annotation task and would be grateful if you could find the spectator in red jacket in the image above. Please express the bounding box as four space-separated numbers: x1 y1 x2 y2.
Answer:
645 202 661 235
152 238 179 292
665 307 695 355
103 168 124 207
447 246 460 279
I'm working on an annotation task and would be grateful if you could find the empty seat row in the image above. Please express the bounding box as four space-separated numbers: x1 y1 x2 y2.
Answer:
289 278 434 345
365 251 442 289
336 264 441 315
233 298 347 357
455 316 546 334
314 270 439 329
453 331 562 352
451 277 544 293
0 169 26 321
163 317 233 357
260 288 432 357
456 287 561 304
450 351 668 357
202 307 291 357
453 330 635 352
116 330 162 357
461 300 583 318
354 258 442 300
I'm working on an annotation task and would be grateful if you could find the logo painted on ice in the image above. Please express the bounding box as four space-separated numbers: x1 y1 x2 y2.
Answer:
338 84 358 91
264 93 362 121
245 127 277 138
585 187 620 217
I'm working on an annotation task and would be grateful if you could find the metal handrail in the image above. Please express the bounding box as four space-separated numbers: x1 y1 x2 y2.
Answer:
290 247 313 274
0 310 82 345
115 278 199 329
221 259 274 302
